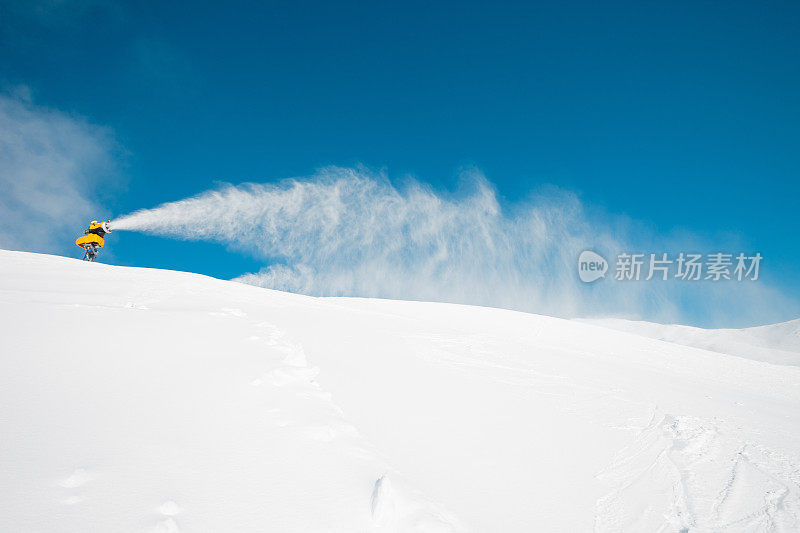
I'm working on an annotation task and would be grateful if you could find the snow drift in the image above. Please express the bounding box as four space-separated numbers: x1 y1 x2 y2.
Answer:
0 250 798 531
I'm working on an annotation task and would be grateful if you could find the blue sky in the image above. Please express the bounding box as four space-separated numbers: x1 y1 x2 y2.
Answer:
1 0 798 325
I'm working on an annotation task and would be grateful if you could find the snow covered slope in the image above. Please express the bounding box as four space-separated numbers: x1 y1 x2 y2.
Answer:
579 317 800 366
1 250 799 532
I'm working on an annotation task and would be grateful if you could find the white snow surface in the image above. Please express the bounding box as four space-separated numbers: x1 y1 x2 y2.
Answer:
579 317 800 366
1 250 799 532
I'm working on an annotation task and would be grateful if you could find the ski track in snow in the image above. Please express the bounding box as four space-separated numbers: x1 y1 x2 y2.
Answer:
595 409 800 532
406 328 800 531
245 319 463 532
146 299 463 531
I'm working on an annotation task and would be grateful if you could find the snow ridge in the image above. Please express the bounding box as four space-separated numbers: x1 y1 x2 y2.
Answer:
581 318 800 366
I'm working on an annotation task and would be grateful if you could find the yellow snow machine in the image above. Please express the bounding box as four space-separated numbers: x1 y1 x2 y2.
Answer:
76 220 112 261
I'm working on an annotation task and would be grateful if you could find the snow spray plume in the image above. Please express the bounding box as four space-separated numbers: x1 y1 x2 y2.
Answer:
111 167 798 327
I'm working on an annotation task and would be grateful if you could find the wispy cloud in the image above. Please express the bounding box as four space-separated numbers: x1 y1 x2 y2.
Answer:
112 166 799 327
0 89 119 253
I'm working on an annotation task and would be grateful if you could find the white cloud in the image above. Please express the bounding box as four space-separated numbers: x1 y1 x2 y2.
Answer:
0 90 118 253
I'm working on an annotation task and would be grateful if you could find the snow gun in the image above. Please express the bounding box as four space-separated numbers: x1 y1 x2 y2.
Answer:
76 220 112 262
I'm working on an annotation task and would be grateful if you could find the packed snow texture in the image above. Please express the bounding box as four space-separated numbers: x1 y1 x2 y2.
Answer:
108 167 799 327
1 250 799 532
